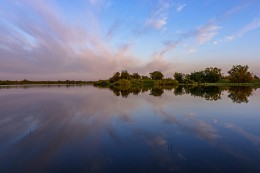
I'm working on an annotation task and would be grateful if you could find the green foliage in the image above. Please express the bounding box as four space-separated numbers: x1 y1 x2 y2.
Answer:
253 79 260 86
204 67 222 83
189 71 205 83
109 72 120 83
130 79 143 86
218 79 231 83
2 65 257 88
132 73 141 79
107 84 255 103
188 68 221 83
149 71 164 80
114 79 131 86
141 75 150 80
0 80 90 85
120 70 131 80
174 72 185 83
186 67 222 83
228 65 253 83
142 79 156 86
183 77 196 85
93 80 110 86
156 79 178 86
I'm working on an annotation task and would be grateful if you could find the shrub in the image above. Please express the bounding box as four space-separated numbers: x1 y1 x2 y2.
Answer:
114 79 131 86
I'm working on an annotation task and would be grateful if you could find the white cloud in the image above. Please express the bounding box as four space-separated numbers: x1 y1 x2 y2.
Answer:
196 24 222 44
145 17 167 30
0 0 177 80
214 18 260 44
233 18 260 38
144 1 170 30
176 4 186 12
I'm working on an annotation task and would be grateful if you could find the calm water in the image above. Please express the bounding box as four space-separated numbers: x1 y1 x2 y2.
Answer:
0 85 260 173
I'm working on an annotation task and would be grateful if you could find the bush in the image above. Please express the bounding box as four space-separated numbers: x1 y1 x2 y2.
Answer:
114 79 131 86
183 78 196 85
156 79 179 85
130 79 143 86
93 80 110 86
218 79 231 83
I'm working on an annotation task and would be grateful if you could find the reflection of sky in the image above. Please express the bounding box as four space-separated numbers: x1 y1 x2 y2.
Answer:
0 86 260 172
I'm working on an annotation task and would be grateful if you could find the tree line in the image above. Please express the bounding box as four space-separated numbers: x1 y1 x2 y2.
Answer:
105 65 259 85
0 65 259 86
0 79 92 85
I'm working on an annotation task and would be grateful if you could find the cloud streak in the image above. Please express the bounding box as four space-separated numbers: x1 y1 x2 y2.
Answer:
196 23 222 44
156 22 222 55
0 0 259 80
175 4 186 12
157 1 254 55
214 18 260 44
0 0 175 80
144 1 171 30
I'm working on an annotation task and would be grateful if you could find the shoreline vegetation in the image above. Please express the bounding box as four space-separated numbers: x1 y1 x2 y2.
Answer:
0 80 93 86
93 65 260 87
1 65 260 87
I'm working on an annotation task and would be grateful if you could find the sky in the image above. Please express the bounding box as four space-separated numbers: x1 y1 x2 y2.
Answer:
0 0 260 80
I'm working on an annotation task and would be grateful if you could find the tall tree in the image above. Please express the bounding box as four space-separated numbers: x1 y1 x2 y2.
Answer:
204 67 222 83
141 75 149 80
109 72 120 83
174 72 185 83
120 70 131 80
132 73 141 79
149 71 164 80
189 71 205 83
228 65 253 83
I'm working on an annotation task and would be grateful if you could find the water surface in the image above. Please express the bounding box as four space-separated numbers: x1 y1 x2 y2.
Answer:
0 85 260 173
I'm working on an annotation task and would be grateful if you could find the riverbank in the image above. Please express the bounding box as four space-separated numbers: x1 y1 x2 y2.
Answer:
93 79 260 87
1 79 260 87
0 80 93 85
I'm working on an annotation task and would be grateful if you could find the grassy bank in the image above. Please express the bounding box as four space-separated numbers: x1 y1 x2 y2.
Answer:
93 79 179 88
1 79 260 87
0 80 93 85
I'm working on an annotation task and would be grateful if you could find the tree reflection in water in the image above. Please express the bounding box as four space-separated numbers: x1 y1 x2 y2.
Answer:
228 86 254 103
176 86 222 101
149 88 164 97
95 85 256 103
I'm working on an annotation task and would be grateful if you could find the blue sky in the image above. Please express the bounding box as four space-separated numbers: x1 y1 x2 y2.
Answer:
0 0 260 80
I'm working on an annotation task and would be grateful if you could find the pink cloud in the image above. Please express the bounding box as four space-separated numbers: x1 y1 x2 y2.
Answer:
0 0 177 80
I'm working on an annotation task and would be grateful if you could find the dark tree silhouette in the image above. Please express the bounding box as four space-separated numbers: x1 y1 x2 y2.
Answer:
204 67 222 83
120 70 131 80
174 72 185 83
109 72 120 83
149 71 164 80
228 65 253 83
132 73 141 79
